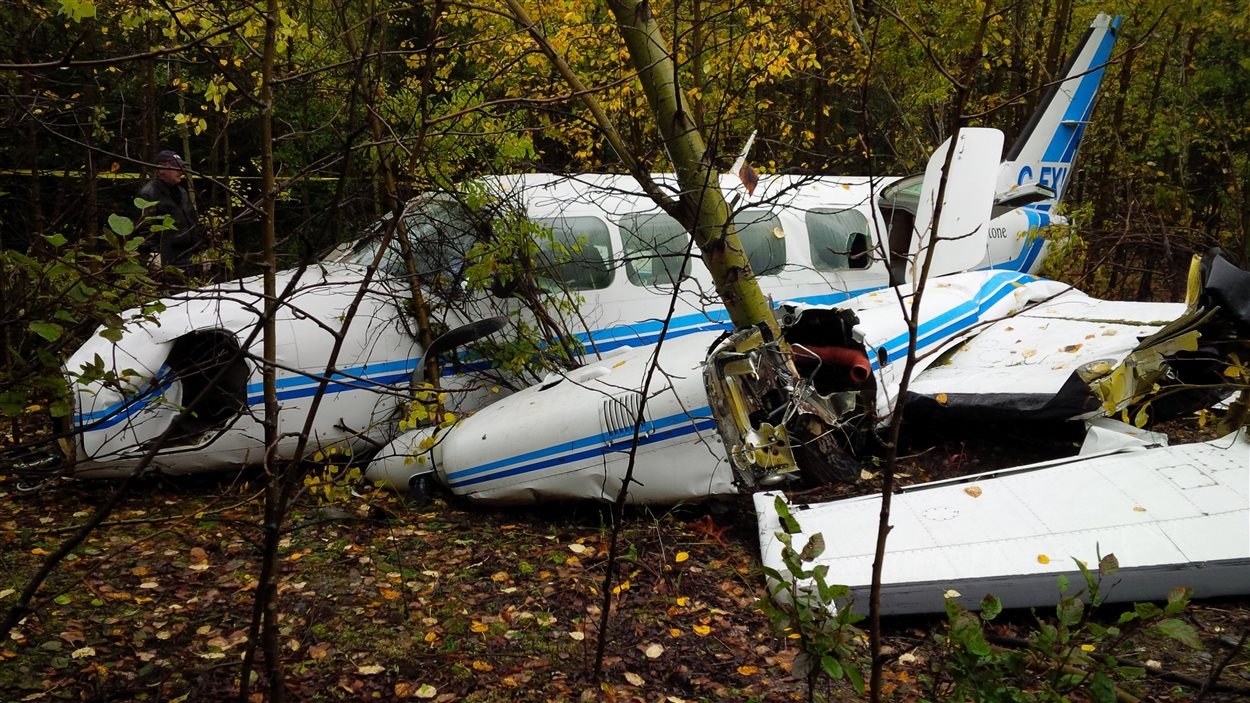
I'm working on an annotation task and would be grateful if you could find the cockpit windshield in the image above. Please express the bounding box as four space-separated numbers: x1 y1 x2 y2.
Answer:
322 196 484 285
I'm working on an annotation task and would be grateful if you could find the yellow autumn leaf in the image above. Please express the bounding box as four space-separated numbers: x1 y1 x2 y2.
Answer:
1037 554 1051 564
737 665 760 676
624 671 644 686
470 621 489 633
963 486 982 498
675 551 689 563
693 625 711 636
1080 644 1096 652
675 596 689 606
471 660 494 672
935 392 948 405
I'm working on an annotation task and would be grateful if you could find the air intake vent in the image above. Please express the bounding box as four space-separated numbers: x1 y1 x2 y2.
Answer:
601 392 648 442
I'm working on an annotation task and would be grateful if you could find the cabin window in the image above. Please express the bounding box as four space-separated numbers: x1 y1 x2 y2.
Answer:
735 209 786 276
619 212 692 287
807 208 871 270
532 216 614 290
328 197 484 288
402 201 482 283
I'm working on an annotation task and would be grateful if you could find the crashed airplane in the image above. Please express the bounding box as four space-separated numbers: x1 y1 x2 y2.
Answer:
367 245 1250 504
40 14 1120 479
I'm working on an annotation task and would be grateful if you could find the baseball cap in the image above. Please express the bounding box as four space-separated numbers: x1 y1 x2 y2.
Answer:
156 150 186 167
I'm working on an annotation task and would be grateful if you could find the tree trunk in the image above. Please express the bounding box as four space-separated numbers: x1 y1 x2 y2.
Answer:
238 0 286 699
605 0 778 337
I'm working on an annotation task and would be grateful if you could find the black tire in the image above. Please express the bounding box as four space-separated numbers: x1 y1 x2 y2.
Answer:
407 473 434 506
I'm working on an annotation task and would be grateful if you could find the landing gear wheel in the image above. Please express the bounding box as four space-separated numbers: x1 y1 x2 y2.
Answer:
407 474 434 506
791 416 861 487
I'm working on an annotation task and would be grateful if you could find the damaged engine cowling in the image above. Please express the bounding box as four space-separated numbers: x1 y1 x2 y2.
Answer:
704 306 874 491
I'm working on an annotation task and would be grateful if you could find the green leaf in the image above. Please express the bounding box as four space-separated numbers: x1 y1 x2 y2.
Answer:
113 260 149 276
134 197 158 209
108 213 135 236
951 612 991 656
799 533 825 562
1090 672 1117 703
845 662 865 694
98 327 124 343
775 496 800 534
43 233 69 247
823 583 850 601
1057 596 1084 628
1098 552 1119 577
980 594 1002 621
1153 618 1203 649
29 321 64 342
53 594 72 605
56 0 96 21
819 654 843 680
1116 665 1146 681
1164 587 1191 615
1075 557 1097 594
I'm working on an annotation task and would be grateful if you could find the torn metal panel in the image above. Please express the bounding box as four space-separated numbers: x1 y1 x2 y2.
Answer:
756 431 1250 616
66 264 421 476
903 293 1190 420
1078 417 1169 455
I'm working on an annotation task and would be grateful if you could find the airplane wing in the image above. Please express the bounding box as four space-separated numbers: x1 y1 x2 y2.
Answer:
756 429 1250 616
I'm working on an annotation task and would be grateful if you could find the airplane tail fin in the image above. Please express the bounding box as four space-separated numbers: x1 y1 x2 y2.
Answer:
996 13 1121 211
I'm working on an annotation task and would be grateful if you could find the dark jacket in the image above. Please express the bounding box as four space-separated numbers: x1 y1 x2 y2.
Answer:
138 178 201 267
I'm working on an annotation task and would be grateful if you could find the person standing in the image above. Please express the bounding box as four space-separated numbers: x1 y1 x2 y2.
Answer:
138 149 202 272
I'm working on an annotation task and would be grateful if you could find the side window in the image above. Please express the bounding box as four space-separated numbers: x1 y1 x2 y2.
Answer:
403 201 482 282
735 209 786 277
532 216 613 290
619 212 692 287
807 208 870 271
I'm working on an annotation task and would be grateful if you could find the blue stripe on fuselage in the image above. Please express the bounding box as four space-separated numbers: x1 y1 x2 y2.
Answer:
445 409 718 488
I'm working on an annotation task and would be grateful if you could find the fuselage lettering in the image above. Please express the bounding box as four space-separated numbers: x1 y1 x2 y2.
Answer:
1039 166 1068 196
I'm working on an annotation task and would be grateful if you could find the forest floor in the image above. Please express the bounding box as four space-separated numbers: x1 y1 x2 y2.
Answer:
1 416 1248 702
